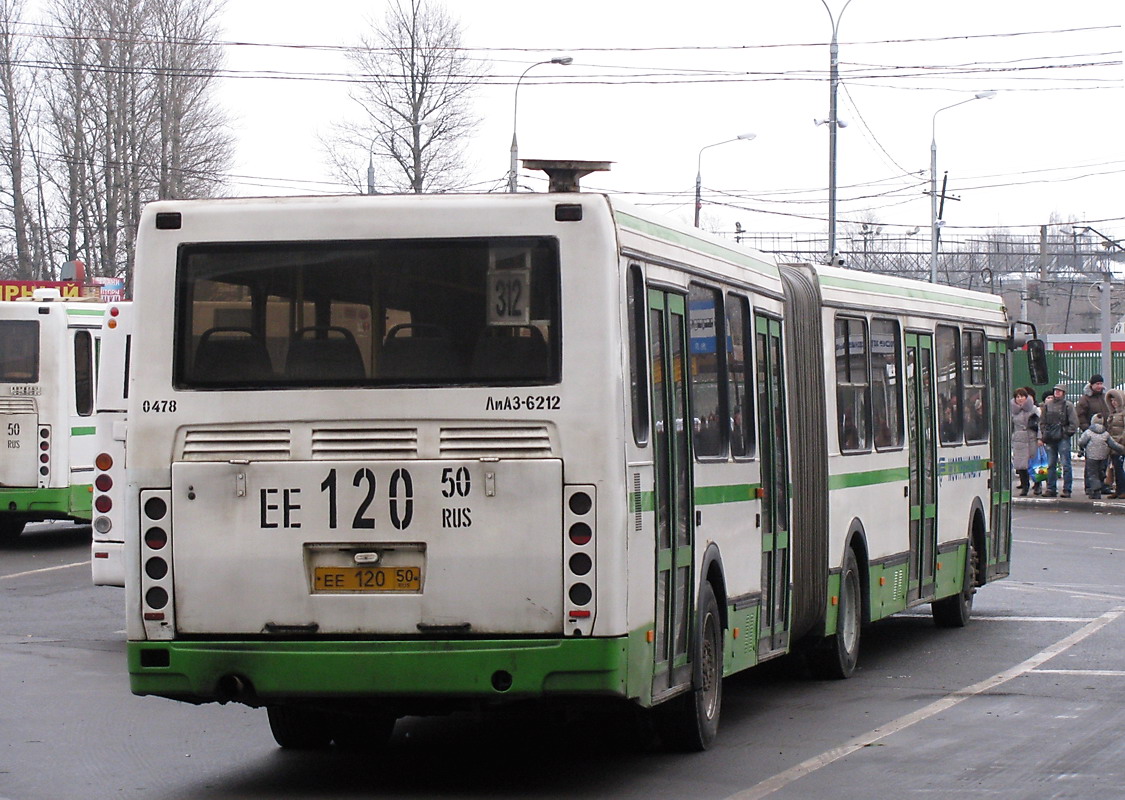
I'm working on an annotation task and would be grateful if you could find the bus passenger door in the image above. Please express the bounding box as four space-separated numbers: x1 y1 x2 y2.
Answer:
988 339 1012 575
648 290 695 698
905 333 937 601
755 315 791 656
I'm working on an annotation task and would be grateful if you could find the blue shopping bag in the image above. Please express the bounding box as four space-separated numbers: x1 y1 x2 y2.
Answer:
1029 445 1049 484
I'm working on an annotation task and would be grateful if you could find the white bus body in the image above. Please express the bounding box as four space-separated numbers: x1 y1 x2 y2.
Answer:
92 301 132 585
0 294 105 540
125 190 1023 751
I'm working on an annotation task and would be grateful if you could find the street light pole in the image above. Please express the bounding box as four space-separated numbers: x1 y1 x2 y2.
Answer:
929 91 996 283
694 133 756 228
819 0 854 263
508 57 572 193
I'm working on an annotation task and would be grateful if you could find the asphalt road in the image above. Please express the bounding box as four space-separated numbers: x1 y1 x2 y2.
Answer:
2 506 1123 800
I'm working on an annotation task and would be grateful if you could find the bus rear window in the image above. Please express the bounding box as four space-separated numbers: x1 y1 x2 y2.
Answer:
174 237 560 389
0 321 39 382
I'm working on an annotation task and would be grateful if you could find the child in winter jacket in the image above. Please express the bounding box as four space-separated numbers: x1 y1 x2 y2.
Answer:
1077 415 1125 500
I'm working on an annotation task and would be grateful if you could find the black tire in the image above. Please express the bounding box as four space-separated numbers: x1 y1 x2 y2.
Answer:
655 581 723 752
808 548 862 680
932 540 977 628
328 709 396 751
267 705 333 750
0 516 27 542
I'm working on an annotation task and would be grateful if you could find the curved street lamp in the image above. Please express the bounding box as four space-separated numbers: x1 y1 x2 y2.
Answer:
694 133 756 228
508 57 572 193
929 91 996 282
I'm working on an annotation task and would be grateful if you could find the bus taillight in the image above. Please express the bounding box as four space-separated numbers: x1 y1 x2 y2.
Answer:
139 490 174 638
96 452 113 471
564 485 597 635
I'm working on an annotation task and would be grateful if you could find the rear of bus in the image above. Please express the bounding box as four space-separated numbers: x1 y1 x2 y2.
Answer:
92 302 132 585
0 297 103 540
125 194 635 734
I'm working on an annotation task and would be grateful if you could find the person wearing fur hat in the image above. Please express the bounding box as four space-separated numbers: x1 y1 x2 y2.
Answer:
1104 388 1125 499
1077 414 1124 500
1010 387 1039 496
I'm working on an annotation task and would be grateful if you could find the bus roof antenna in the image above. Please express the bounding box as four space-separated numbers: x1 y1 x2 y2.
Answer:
522 159 612 193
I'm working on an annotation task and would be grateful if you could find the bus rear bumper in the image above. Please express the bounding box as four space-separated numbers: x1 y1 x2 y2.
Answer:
0 485 92 520
128 636 631 705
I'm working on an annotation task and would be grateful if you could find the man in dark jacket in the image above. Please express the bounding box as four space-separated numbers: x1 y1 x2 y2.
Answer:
1039 383 1079 498
1076 374 1111 491
1076 374 1110 431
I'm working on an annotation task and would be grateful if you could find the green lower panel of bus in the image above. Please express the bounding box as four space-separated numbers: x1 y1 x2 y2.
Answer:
129 637 632 704
0 484 92 520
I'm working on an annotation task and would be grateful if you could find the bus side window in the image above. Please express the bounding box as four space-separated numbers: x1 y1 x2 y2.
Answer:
627 264 649 445
726 293 754 458
835 316 870 453
689 283 726 459
871 318 903 450
935 325 963 445
74 330 94 417
962 329 988 443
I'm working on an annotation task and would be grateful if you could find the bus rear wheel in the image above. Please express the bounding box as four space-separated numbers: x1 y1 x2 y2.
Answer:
267 705 333 750
655 581 723 752
0 516 26 542
328 709 396 751
808 548 862 680
932 540 977 628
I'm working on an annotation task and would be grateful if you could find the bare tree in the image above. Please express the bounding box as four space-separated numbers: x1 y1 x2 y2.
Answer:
327 0 481 194
0 0 43 278
37 0 231 287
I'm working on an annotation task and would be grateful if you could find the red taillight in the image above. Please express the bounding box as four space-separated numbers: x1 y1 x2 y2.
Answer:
144 527 168 550
95 496 112 513
109 305 119 316
568 522 592 545
96 474 112 492
39 453 49 464
96 452 113 471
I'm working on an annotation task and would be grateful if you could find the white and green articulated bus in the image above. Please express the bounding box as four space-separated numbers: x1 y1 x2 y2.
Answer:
1 291 106 541
125 168 1043 751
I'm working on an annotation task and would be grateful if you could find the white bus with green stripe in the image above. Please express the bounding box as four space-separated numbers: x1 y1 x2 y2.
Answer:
0 291 106 540
124 165 1040 751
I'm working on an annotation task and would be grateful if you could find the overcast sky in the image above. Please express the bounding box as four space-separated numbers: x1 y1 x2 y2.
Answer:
218 0 1123 244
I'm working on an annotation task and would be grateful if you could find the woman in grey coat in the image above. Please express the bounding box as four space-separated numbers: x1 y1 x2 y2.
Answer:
1011 386 1039 496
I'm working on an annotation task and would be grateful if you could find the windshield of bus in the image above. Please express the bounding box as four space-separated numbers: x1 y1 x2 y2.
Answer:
174 237 560 389
0 321 39 383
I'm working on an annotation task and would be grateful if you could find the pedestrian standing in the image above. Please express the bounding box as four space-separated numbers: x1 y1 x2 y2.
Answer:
1076 374 1111 491
1076 373 1110 431
1010 386 1039 496
1077 415 1125 500
1038 383 1078 498
1103 388 1125 499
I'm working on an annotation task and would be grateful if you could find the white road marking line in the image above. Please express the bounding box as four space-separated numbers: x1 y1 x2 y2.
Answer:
725 607 1124 800
896 613 1095 623
1032 669 1125 677
0 561 88 580
995 583 1125 602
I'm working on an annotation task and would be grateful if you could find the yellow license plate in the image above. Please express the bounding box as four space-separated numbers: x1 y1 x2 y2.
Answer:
313 566 422 593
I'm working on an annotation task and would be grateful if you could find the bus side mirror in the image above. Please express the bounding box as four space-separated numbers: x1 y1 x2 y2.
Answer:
1027 339 1048 386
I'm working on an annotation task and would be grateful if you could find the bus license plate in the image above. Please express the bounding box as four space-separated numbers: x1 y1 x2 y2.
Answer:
313 566 422 593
